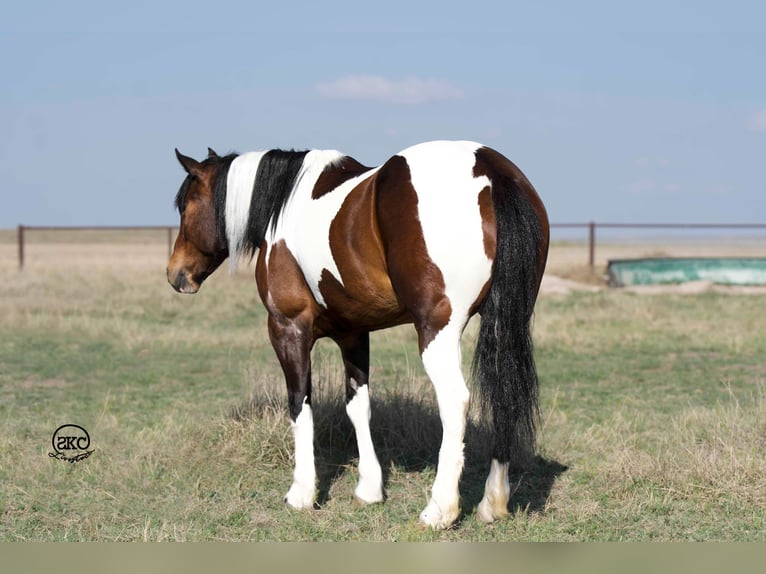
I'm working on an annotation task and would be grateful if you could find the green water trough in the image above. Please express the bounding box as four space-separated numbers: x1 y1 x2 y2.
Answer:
606 257 766 287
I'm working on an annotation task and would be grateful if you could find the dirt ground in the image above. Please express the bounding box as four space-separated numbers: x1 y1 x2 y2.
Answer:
544 239 766 295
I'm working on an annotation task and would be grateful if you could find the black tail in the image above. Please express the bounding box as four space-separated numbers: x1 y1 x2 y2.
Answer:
471 154 547 468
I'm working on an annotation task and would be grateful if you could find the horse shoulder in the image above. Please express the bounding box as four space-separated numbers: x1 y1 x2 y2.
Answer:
256 239 321 326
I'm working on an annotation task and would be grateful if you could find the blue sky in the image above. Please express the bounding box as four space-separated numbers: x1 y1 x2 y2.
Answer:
2 0 765 228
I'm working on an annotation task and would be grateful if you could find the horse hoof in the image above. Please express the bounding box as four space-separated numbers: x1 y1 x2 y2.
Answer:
354 491 385 506
354 495 384 507
417 499 458 530
354 483 385 505
476 496 509 523
284 484 316 510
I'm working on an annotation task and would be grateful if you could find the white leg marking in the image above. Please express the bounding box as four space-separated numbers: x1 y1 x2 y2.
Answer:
418 323 469 529
477 459 511 523
345 385 384 504
284 401 316 509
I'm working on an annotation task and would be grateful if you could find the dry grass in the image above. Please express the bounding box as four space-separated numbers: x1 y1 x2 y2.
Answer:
1 234 765 540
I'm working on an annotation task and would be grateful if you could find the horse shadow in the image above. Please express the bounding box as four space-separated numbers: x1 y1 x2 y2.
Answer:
298 390 567 519
231 377 566 521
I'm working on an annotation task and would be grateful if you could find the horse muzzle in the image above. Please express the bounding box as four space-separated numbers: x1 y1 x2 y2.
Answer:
167 268 200 294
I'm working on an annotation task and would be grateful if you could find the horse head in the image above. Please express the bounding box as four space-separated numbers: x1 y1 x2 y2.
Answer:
167 149 230 293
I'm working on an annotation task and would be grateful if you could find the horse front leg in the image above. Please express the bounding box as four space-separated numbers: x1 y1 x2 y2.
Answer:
268 313 316 510
336 332 384 504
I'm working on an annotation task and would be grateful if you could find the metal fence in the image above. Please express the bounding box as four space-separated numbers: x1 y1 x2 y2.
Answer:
552 222 766 266
14 223 766 269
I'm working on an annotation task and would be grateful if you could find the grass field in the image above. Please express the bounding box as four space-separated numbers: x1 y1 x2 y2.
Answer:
1 238 765 541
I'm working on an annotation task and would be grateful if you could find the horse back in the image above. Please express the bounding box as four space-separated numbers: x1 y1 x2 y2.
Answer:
257 141 515 339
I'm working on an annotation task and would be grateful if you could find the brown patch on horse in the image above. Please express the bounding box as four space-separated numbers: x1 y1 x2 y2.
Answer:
316 171 408 335
374 155 452 353
468 185 497 315
473 146 550 292
312 156 372 199
254 241 270 304
316 269 409 336
467 185 497 314
257 239 317 420
477 185 496 260
257 239 321 325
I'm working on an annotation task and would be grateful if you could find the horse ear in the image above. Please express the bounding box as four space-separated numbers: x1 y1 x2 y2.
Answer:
175 148 203 177
207 147 219 159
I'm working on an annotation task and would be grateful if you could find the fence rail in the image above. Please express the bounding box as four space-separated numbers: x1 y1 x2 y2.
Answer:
550 222 766 267
15 223 766 269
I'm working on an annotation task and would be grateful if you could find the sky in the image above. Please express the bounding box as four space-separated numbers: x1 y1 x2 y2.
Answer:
2 0 765 229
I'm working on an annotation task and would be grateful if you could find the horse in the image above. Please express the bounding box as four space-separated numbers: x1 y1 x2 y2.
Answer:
167 140 549 529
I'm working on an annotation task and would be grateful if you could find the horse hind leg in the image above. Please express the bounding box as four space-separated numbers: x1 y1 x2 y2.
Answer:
417 315 470 530
337 333 384 504
477 460 511 523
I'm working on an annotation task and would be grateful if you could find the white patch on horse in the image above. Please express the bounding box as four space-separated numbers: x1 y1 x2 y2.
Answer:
267 150 379 307
396 141 494 529
284 399 316 509
225 151 267 271
401 140 493 322
345 385 384 504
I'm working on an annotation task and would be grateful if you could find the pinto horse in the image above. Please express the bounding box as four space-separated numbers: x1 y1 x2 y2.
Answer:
167 140 548 529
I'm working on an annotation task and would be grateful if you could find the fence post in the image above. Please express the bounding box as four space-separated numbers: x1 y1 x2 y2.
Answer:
18 224 24 270
588 222 595 267
167 227 173 258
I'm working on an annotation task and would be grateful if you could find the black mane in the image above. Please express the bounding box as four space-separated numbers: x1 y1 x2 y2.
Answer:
242 149 309 255
174 153 238 245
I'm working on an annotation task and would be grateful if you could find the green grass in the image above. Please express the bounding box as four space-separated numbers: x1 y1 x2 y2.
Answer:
1 267 764 541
